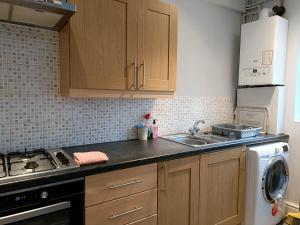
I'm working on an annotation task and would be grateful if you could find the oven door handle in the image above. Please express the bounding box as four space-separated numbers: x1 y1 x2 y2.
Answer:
0 201 71 224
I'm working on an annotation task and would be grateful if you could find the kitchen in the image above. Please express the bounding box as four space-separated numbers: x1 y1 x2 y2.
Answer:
0 0 299 225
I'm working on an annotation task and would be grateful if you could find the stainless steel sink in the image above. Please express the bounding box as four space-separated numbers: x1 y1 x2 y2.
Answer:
162 134 228 147
176 137 210 146
196 134 228 143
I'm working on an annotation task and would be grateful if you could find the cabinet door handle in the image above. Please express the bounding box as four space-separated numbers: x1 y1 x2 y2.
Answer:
128 60 137 90
109 207 143 219
161 164 168 192
109 179 143 189
242 149 247 171
134 59 138 89
140 60 146 89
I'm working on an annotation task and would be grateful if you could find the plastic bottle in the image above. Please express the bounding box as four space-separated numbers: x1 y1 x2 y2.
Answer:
152 119 159 139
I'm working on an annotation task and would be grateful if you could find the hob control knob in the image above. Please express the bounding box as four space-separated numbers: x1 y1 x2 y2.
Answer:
41 191 48 199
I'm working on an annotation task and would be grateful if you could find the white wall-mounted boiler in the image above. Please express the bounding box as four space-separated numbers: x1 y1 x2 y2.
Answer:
239 16 288 86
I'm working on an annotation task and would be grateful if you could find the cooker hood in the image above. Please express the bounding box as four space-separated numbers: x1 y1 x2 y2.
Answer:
0 0 75 31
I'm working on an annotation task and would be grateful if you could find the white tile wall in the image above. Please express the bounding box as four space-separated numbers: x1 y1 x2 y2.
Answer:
0 22 234 153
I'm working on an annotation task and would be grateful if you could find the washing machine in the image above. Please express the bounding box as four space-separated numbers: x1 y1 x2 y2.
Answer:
245 142 289 225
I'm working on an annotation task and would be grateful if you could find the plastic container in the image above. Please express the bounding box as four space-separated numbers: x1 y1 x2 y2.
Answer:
137 126 148 140
211 123 261 139
152 119 159 139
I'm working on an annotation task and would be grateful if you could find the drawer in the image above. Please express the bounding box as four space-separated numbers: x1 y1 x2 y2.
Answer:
85 164 157 206
86 189 157 225
126 215 157 225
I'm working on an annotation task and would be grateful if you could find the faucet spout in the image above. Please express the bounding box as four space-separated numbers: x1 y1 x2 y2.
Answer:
189 120 205 136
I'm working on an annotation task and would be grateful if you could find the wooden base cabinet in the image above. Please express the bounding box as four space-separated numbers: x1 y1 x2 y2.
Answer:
157 148 246 225
85 164 158 225
158 156 200 225
84 148 245 225
86 189 157 225
199 148 246 225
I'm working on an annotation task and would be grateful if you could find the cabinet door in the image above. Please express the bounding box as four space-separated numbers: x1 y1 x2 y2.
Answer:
158 156 199 225
138 0 178 91
199 148 246 225
69 0 137 90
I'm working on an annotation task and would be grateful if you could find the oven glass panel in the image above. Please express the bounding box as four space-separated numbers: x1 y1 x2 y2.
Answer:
9 209 70 225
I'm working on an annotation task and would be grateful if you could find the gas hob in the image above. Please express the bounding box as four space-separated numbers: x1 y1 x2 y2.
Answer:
0 149 78 182
0 153 6 179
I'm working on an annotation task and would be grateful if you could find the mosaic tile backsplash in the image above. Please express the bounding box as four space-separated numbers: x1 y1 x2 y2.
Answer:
0 22 234 153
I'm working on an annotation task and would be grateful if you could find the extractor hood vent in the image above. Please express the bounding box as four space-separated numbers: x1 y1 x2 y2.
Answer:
0 0 76 31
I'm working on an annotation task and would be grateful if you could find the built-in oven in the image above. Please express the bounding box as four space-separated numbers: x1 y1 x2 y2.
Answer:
0 178 84 225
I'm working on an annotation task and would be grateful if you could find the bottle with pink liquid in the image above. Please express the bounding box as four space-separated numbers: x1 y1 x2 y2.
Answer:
152 119 159 139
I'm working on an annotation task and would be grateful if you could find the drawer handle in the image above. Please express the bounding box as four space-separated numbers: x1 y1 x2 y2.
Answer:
124 215 156 225
109 207 143 219
109 180 143 189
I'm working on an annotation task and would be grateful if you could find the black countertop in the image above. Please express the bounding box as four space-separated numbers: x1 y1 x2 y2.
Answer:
0 134 289 193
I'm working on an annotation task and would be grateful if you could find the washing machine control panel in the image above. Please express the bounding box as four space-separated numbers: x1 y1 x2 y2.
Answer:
283 145 289 153
274 144 289 155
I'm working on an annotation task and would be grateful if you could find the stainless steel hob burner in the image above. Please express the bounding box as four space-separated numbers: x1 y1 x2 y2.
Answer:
0 153 6 179
0 149 78 183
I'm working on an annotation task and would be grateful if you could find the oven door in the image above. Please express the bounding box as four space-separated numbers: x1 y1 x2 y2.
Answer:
1 201 71 225
0 180 84 225
0 194 83 225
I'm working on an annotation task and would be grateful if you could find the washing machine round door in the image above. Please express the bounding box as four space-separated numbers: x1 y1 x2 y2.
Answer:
262 156 289 203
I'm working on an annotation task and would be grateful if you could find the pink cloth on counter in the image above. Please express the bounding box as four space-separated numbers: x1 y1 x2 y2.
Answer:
74 151 109 166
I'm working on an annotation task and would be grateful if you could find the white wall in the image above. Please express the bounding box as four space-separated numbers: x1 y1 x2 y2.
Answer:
244 0 300 206
264 0 300 207
262 0 300 206
166 0 242 98
283 0 300 206
206 0 246 12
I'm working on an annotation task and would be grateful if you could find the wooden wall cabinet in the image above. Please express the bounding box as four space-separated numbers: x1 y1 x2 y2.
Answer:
60 0 178 98
137 0 177 91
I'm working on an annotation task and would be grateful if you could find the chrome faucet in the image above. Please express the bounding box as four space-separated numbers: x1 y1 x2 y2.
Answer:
189 120 205 136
